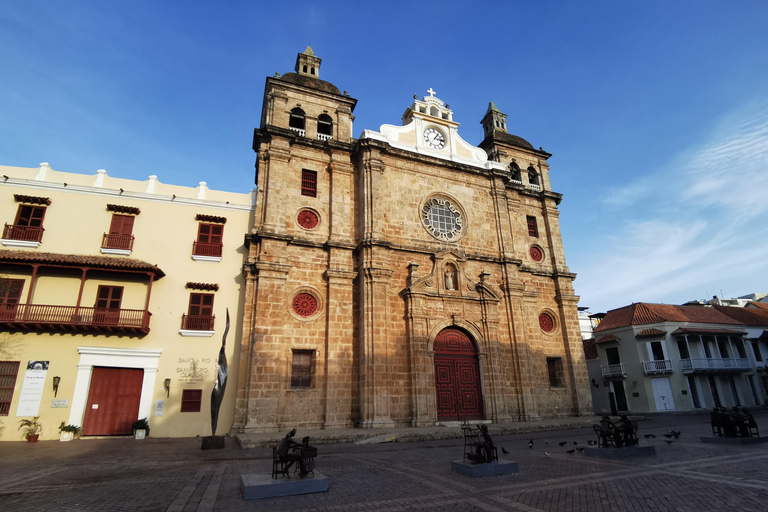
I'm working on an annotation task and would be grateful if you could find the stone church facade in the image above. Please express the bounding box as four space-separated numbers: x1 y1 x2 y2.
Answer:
233 48 592 433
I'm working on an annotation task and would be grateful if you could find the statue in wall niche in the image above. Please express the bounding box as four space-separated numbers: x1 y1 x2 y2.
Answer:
202 309 229 450
445 270 454 290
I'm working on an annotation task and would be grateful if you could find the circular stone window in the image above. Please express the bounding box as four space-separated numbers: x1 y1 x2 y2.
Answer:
420 196 465 242
529 246 543 262
539 312 555 333
297 209 319 230
292 293 318 317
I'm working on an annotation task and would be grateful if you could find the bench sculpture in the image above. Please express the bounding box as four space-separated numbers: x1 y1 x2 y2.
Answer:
710 407 759 438
593 414 638 448
462 423 498 464
272 429 318 478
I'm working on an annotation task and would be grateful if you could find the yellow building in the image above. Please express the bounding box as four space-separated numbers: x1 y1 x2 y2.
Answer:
0 163 254 441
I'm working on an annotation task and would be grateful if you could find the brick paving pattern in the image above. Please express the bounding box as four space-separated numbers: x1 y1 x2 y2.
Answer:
1 412 768 511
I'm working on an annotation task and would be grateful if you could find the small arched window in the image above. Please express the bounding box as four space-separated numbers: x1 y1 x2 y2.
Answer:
528 167 539 185
510 162 521 181
317 114 333 137
289 108 306 132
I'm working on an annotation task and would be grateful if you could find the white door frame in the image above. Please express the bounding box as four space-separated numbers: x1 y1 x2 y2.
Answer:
68 347 162 427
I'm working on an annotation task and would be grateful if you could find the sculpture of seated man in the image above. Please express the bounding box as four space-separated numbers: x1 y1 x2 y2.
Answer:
276 428 303 472
617 414 638 447
473 424 497 463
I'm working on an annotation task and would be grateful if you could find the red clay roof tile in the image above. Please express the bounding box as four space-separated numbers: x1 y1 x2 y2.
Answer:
0 250 165 278
595 303 741 332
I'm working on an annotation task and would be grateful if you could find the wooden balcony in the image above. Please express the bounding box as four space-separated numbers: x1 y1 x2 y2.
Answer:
642 360 674 375
2 224 44 243
681 357 752 374
192 241 223 258
102 233 135 251
601 363 627 379
180 314 215 331
0 303 151 335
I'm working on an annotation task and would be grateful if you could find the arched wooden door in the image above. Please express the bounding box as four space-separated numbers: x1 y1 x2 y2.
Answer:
434 328 484 421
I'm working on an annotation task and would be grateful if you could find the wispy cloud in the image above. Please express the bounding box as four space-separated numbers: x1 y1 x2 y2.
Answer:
576 99 768 311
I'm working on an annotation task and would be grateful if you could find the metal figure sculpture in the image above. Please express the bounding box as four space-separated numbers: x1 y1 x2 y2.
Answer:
202 309 229 450
211 309 229 437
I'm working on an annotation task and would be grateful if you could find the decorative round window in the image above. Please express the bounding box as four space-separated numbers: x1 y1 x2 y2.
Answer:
420 196 464 242
297 209 319 229
539 313 555 333
530 246 543 262
292 293 318 317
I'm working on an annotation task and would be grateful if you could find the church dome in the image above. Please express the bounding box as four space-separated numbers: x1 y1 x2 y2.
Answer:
278 73 342 96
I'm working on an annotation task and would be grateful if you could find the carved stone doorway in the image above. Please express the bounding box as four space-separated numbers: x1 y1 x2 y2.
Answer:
434 328 484 421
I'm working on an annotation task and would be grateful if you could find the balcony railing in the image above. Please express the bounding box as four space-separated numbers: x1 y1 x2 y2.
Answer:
529 184 541 192
643 360 674 374
192 242 223 257
0 303 151 335
180 314 215 331
102 233 135 251
317 133 333 141
680 357 752 373
2 224 44 242
601 363 626 378
510 178 523 186
289 127 306 137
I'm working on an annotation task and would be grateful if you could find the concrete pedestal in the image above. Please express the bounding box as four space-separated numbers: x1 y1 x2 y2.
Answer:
700 436 768 445
240 472 329 500
451 460 519 477
583 445 656 458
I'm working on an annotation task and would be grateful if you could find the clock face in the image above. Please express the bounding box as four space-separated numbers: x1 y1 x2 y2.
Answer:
421 196 464 242
423 127 446 149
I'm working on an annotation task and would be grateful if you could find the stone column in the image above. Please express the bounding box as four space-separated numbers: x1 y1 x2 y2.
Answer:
358 267 395 428
322 269 357 428
240 260 291 433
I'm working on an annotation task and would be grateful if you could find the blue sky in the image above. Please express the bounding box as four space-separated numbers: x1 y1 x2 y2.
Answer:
2 1 767 313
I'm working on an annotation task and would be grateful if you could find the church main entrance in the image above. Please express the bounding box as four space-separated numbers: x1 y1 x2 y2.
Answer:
433 328 484 421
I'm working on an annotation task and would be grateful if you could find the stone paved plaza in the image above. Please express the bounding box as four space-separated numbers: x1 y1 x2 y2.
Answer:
2 411 768 511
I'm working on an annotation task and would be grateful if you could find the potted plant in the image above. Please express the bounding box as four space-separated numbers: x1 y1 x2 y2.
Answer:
58 422 81 441
132 418 149 439
18 416 42 442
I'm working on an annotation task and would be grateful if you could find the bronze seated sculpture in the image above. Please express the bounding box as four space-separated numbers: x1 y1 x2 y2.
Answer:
272 429 318 478
710 407 759 438
463 424 498 464
593 414 638 448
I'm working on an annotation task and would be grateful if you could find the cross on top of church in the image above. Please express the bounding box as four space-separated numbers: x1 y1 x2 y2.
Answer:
427 88 436 97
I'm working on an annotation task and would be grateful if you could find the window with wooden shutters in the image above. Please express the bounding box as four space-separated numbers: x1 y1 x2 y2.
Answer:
0 279 24 321
0 361 20 416
3 205 46 242
547 357 564 387
301 170 317 198
526 216 538 237
182 293 214 330
102 214 135 250
94 285 123 325
291 350 314 388
193 223 223 257
181 389 202 412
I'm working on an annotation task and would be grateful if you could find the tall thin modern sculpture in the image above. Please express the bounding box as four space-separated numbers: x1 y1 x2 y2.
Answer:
202 308 229 449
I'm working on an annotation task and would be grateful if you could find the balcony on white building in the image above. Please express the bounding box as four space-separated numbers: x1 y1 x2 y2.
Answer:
642 360 674 375
680 357 752 374
601 363 626 379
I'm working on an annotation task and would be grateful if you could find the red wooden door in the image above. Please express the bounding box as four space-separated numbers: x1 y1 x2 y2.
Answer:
434 328 484 421
94 285 123 325
82 367 143 435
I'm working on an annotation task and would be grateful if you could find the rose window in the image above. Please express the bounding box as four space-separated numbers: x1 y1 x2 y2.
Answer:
297 210 319 229
292 293 318 317
539 313 554 332
530 246 543 262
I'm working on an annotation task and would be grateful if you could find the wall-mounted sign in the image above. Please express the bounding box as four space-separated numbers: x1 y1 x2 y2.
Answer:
51 399 69 408
154 399 165 417
175 357 210 383
16 361 49 417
